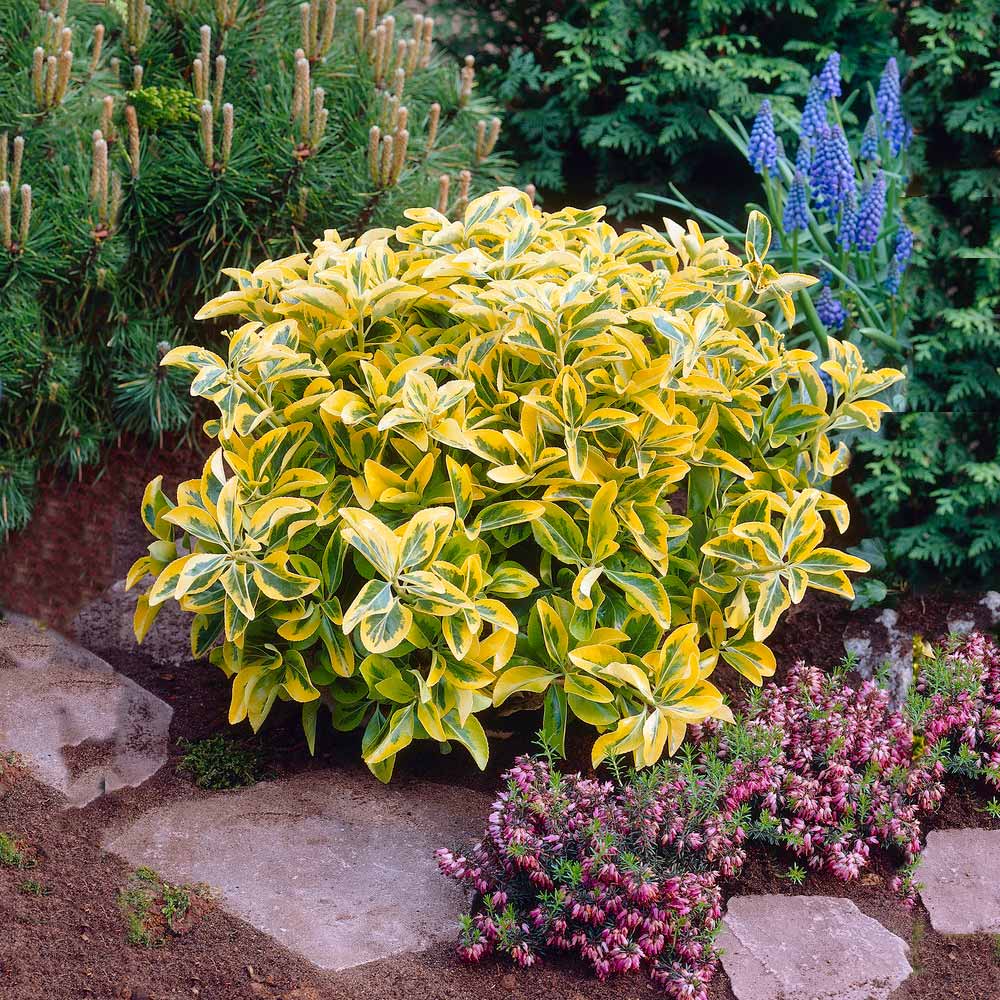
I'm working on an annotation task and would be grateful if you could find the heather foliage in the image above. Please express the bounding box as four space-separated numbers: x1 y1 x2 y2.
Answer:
436 737 780 999
0 0 510 537
440 663 949 994
740 662 944 902
908 632 1000 788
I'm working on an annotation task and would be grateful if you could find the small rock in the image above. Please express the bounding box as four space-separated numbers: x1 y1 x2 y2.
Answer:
718 895 912 1000
500 974 517 990
918 829 1000 934
843 607 916 705
282 989 321 1000
249 984 273 999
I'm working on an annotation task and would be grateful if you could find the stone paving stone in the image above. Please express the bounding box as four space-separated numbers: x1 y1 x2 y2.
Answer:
73 579 195 668
718 894 912 1000
0 614 172 806
103 769 488 970
918 829 1000 934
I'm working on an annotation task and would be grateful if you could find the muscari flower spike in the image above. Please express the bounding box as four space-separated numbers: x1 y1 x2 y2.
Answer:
837 194 858 251
876 57 900 123
854 170 887 252
818 52 842 100
809 121 855 217
747 99 778 174
816 286 848 330
876 56 911 157
800 76 827 140
783 171 810 233
795 137 812 173
885 220 914 294
860 115 879 161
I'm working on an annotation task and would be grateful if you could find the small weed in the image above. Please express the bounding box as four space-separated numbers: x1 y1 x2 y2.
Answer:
992 934 1000 966
982 798 1000 821
780 863 807 886
18 879 49 896
176 735 268 790
161 884 191 929
0 832 31 869
119 868 212 947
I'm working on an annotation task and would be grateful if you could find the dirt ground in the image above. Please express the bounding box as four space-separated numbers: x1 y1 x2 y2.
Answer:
3 452 1000 999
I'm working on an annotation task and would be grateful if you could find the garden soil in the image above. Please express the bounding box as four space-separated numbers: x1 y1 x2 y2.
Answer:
3 455 1000 999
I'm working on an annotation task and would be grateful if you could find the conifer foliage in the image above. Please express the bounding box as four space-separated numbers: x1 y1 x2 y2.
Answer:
0 0 510 536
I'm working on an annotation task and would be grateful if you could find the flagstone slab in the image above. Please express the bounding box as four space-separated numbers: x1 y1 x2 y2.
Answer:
0 614 172 806
102 769 487 970
718 895 912 1000
918 829 1000 934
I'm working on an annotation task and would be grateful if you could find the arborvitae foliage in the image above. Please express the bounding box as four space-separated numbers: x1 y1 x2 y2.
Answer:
853 1 1000 585
432 0 898 215
0 0 511 536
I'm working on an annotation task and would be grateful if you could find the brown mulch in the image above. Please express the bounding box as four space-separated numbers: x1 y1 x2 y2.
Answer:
0 438 208 634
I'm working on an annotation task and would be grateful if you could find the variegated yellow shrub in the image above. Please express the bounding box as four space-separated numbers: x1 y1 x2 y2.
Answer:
129 188 903 780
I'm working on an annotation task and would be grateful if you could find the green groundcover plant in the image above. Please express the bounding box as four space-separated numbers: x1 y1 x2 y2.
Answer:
130 187 901 779
0 0 510 536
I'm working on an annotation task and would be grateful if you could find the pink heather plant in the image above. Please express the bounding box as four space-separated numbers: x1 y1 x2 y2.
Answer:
735 662 945 903
436 737 779 1000
910 631 1000 787
439 661 956 994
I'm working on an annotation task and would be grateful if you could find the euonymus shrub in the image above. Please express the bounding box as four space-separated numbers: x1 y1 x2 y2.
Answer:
130 188 902 780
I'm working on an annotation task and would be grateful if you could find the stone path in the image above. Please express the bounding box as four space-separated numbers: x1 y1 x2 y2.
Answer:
6 599 1000 985
103 770 485 969
0 614 172 806
0 613 486 972
918 829 1000 934
718 895 912 1000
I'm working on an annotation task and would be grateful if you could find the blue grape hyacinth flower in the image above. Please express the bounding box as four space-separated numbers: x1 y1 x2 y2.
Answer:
816 286 848 330
854 171 887 252
861 115 879 161
800 77 828 140
876 57 911 157
747 99 778 174
818 52 842 100
809 121 855 216
795 137 812 173
885 221 914 294
783 172 810 233
876 58 900 123
837 195 858 250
